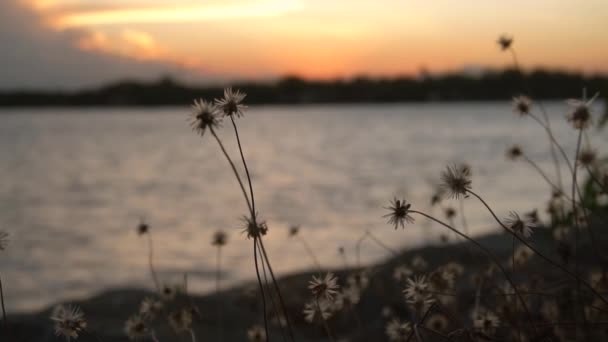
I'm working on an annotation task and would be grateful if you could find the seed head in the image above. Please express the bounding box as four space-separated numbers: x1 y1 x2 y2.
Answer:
505 211 535 239
136 220 148 236
0 231 9 251
497 34 513 50
190 99 221 136
473 309 500 335
51 305 87 341
403 275 429 300
308 272 340 300
425 314 449 333
288 225 299 237
506 145 523 160
577 147 597 167
168 308 193 333
241 213 268 239
215 88 247 117
440 163 472 199
303 299 332 323
444 207 456 219
247 324 267 342
125 315 148 340
212 230 227 247
383 198 414 229
512 95 532 116
385 318 412 342
567 92 598 130
139 298 163 320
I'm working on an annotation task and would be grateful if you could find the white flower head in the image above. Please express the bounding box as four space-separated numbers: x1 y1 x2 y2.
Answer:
303 299 332 323
0 231 8 251
139 298 163 320
566 92 599 130
403 275 429 300
190 99 221 136
215 88 247 117
125 315 149 340
309 272 340 300
505 211 535 239
247 324 267 342
51 305 87 341
386 318 412 342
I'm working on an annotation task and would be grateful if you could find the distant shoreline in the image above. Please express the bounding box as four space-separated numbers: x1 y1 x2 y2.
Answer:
1 68 606 107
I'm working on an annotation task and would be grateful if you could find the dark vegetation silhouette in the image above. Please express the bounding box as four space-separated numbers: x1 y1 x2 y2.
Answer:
1 69 607 107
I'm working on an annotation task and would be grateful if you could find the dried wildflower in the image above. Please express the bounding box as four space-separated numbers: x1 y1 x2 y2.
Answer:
136 221 148 236
524 209 539 224
426 314 449 332
384 198 414 229
566 92 598 130
386 318 412 342
393 265 413 282
332 285 361 311
443 262 464 277
241 214 268 239
506 145 523 160
215 88 247 117
403 275 429 300
513 244 534 266
288 225 299 237
139 298 163 320
309 272 340 300
0 231 9 250
406 293 435 313
303 299 332 323
444 207 456 219
125 315 148 340
430 192 442 206
429 269 455 293
212 230 227 247
577 147 597 167
512 95 532 116
247 324 267 342
440 163 472 199
504 211 535 239
160 283 184 301
473 309 500 335
411 255 428 271
497 34 513 50
190 99 221 136
168 308 193 333
51 305 87 341
346 270 370 291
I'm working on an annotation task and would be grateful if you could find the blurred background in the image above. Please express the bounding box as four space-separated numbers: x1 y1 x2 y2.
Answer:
0 0 607 313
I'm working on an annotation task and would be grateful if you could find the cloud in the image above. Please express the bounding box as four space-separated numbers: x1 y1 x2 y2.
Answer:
0 1 210 90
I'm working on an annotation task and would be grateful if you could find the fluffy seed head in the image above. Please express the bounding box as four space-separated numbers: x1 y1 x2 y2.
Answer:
190 99 221 136
497 34 513 50
577 147 597 167
473 309 500 335
51 305 87 341
505 211 535 239
506 145 523 160
303 299 332 323
386 318 412 342
567 92 598 130
440 163 472 199
215 88 247 117
136 220 148 236
288 225 299 237
168 308 193 333
0 231 9 251
512 95 532 116
212 230 227 247
247 324 267 342
125 315 148 340
139 298 163 320
241 214 268 239
383 198 414 229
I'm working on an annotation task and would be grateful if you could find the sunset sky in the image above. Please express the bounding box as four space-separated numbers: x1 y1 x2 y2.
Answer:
1 0 607 89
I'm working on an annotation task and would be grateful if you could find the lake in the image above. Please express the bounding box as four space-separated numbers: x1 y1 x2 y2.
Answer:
0 102 606 312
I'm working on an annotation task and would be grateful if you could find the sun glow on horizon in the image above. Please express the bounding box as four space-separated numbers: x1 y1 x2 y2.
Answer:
20 0 608 81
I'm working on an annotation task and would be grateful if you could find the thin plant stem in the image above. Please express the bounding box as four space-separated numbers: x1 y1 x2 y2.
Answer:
522 155 565 198
409 210 534 330
0 273 6 327
150 332 160 342
466 189 608 306
258 242 288 342
253 238 270 342
406 302 436 342
316 298 335 342
209 127 252 215
458 199 469 236
572 128 583 338
258 238 296 341
189 329 197 342
586 165 608 194
366 231 399 257
216 246 223 342
297 236 322 272
509 47 564 193
229 117 256 215
147 233 160 292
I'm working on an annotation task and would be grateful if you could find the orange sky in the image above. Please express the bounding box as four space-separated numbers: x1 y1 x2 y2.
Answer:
17 0 608 81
